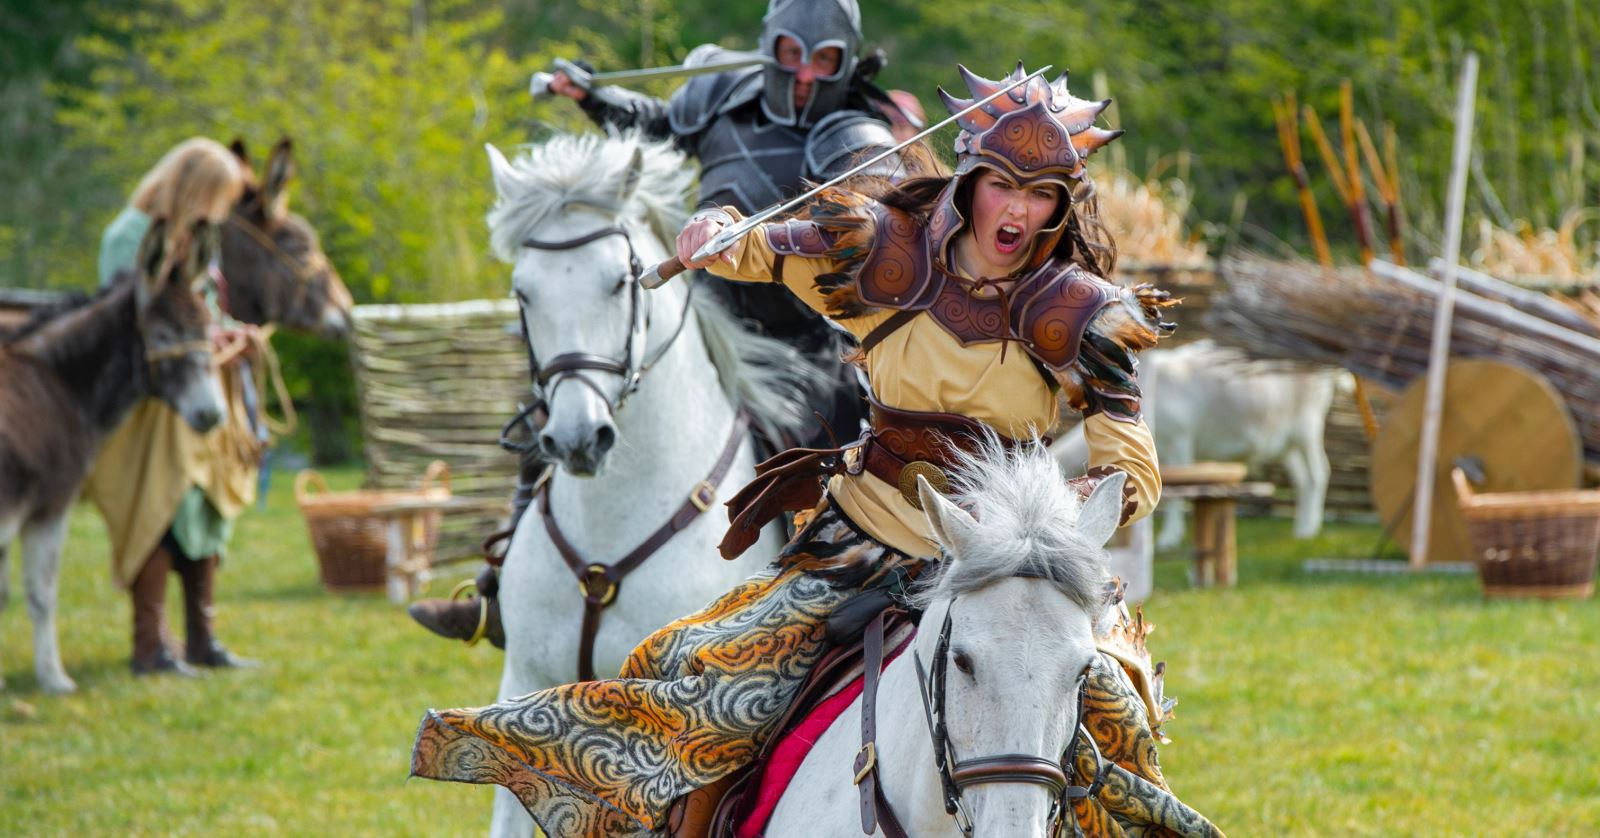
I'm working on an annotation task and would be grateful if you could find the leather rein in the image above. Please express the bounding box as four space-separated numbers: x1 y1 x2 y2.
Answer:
855 599 1106 837
499 223 694 453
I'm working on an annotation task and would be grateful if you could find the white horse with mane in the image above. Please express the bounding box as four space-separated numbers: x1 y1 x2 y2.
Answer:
482 132 814 838
763 439 1222 837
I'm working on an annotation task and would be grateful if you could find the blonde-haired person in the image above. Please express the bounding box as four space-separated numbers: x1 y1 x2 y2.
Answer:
90 136 263 677
98 137 245 286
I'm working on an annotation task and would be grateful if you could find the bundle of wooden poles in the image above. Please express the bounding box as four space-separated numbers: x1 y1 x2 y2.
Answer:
1210 78 1600 464
1208 255 1600 463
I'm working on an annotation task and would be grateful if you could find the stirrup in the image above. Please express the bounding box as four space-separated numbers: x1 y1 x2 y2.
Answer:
450 579 490 647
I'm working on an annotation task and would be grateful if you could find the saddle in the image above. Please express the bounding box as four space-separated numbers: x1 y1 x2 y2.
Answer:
666 592 916 838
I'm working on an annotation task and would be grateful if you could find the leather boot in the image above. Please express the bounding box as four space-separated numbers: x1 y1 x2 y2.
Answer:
407 566 505 648
177 555 260 669
130 547 198 677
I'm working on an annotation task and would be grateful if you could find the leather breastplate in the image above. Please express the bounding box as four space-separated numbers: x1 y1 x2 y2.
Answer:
856 204 1120 370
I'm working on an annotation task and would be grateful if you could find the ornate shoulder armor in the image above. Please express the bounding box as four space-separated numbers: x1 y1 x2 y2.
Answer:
1013 263 1122 371
856 203 939 309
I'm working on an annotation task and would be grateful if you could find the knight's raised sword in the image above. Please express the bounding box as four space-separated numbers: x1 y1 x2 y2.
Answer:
639 64 1053 289
531 55 772 99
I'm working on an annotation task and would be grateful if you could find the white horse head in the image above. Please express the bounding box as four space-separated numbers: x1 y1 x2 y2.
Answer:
908 438 1123 836
485 132 694 475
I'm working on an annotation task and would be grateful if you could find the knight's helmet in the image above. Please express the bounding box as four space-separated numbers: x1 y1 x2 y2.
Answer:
927 63 1124 271
759 0 860 128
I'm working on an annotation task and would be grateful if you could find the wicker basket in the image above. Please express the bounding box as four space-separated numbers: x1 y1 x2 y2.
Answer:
296 460 451 592
1451 468 1600 599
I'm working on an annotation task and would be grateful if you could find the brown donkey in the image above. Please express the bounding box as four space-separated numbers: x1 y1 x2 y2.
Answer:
222 138 353 337
0 220 223 694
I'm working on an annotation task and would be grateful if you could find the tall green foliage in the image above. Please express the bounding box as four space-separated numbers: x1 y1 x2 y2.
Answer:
55 0 581 303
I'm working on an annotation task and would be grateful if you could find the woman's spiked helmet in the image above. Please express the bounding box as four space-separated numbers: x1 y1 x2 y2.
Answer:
927 63 1124 272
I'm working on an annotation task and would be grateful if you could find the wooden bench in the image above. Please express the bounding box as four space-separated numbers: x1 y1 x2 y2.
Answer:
1161 463 1274 587
369 496 510 603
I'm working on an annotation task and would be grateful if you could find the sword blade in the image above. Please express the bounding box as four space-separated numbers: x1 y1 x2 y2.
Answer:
691 64 1053 264
592 55 770 85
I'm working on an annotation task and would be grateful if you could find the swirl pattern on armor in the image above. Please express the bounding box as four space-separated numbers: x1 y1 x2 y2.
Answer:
976 103 1081 176
764 220 838 257
409 503 904 835
1016 262 1119 369
855 205 938 309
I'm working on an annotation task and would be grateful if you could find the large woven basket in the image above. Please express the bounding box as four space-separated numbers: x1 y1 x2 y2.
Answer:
1451 468 1600 599
296 460 450 592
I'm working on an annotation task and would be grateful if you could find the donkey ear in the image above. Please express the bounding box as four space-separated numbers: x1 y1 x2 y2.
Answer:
1078 471 1127 549
229 137 251 168
183 220 218 280
485 143 518 200
919 476 978 558
135 218 170 309
618 145 644 205
263 137 294 217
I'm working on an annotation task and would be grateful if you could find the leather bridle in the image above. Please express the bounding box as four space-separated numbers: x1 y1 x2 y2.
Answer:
499 222 693 453
919 599 1105 836
857 597 1107 837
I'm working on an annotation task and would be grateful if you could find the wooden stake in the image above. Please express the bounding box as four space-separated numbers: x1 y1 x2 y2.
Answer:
1340 82 1376 264
1273 92 1332 266
1409 53 1479 570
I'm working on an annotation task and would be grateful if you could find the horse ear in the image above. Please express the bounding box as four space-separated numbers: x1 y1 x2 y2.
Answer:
263 137 294 218
1077 471 1127 549
919 476 977 558
485 143 517 200
618 145 644 205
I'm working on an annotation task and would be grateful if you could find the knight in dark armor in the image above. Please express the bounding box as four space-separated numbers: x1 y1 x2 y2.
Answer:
554 0 911 436
408 0 923 647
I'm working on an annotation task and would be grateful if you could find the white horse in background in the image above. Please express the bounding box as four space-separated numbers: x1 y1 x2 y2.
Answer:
765 441 1219 837
1055 339 1346 549
483 133 813 838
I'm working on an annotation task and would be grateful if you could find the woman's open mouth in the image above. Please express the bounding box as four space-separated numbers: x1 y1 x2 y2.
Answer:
995 223 1024 254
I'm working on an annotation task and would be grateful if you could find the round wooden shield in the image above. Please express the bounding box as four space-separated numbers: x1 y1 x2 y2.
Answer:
1370 359 1581 565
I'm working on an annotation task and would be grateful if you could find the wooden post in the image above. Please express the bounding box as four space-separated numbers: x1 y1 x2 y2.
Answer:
1409 53 1480 570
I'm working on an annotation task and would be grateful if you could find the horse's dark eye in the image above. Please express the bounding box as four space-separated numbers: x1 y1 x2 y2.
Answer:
952 649 974 676
612 275 629 295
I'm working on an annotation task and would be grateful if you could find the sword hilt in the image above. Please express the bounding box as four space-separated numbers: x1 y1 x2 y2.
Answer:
531 58 593 100
639 256 687 290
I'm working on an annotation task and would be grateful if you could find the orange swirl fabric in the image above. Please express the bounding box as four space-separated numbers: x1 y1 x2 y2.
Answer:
411 503 901 835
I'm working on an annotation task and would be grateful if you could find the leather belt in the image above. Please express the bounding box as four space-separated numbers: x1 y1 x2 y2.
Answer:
718 398 1026 559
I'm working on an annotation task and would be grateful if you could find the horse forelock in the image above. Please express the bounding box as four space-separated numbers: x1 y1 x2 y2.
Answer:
912 434 1109 619
486 131 692 264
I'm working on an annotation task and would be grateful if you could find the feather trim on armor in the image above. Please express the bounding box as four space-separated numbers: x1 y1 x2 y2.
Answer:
792 187 880 319
1059 282 1179 423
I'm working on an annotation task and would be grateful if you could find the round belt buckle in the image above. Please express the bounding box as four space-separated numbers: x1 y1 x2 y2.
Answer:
899 461 949 510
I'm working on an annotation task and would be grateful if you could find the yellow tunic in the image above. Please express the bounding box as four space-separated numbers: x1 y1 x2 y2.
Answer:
707 211 1161 559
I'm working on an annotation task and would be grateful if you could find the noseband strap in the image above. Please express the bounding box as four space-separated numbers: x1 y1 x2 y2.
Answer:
897 598 1107 837
516 224 688 419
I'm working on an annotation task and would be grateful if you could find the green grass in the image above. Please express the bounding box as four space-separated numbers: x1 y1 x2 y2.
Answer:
4 480 1598 835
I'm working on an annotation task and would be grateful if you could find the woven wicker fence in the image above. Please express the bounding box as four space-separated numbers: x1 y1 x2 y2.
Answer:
349 299 524 562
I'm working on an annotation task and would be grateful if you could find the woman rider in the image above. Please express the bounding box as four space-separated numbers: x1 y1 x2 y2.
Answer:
412 64 1211 836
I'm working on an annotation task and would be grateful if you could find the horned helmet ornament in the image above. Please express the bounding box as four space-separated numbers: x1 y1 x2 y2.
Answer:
927 63 1124 272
